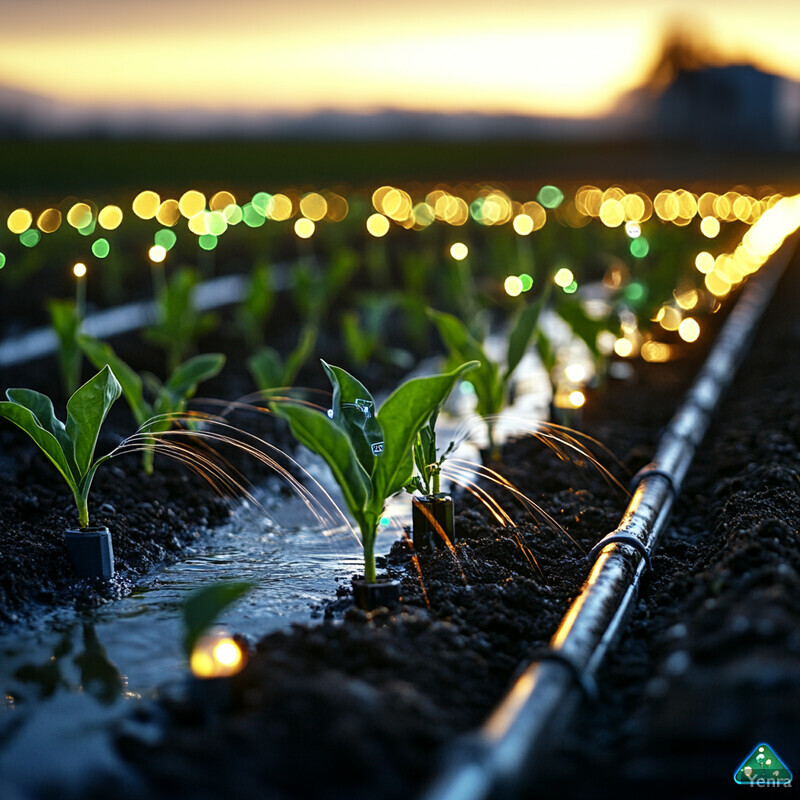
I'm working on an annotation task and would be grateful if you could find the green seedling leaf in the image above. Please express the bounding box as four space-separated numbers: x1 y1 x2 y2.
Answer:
65 365 122 480
0 393 78 493
248 347 284 392
504 292 547 382
48 298 82 397
182 581 253 659
372 361 478 503
322 359 381 473
164 353 225 399
0 366 121 527
79 335 147 424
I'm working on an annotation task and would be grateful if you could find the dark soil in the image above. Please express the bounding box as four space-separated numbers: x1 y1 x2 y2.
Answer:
2 248 798 800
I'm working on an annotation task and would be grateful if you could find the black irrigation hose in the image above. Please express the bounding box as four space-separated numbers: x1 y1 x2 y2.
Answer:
421 234 798 800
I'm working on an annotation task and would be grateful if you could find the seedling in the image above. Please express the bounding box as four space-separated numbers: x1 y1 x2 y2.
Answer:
235 262 275 349
47 298 83 397
79 334 225 474
143 267 219 372
247 324 318 395
0 365 121 528
271 359 477 584
429 293 546 460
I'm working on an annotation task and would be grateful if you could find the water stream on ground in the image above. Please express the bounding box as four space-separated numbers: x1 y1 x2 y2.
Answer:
0 341 562 797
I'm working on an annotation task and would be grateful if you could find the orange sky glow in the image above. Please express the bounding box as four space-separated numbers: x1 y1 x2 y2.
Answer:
2 0 800 118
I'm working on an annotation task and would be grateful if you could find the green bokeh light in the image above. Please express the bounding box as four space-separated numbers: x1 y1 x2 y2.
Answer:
563 280 578 294
78 220 97 237
198 234 218 251
243 203 266 228
206 211 227 236
0 253 5 269
519 273 534 292
224 204 243 225
20 230 40 248
154 229 177 250
624 281 646 303
469 198 485 223
537 185 564 209
251 192 272 216
630 237 650 258
91 238 110 258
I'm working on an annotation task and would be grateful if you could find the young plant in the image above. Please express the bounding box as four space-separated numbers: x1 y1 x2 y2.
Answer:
247 323 318 395
0 365 121 528
235 262 275 349
47 298 83 397
340 294 413 370
144 267 219 372
270 359 477 584
429 294 546 459
78 334 225 474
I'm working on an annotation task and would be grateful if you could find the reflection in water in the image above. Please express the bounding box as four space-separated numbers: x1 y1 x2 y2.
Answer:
12 622 123 706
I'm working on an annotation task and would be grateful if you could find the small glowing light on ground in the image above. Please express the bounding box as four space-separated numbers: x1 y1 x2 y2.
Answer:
553 267 574 288
72 262 87 278
450 242 469 261
294 218 315 239
190 630 246 679
149 244 167 263
504 275 523 297
678 317 700 342
614 338 634 358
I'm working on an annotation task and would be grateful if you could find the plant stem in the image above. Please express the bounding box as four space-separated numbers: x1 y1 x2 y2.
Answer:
76 496 90 528
363 533 377 584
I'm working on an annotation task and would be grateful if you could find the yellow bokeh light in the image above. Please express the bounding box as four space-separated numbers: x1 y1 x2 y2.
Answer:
568 390 586 408
37 208 62 233
599 198 624 228
504 275 523 297
156 199 181 227
325 193 349 222
700 216 720 238
190 632 245 679
299 192 328 222
66 202 93 230
133 190 160 220
513 214 534 235
267 194 293 221
554 267 574 288
209 190 236 212
565 363 587 383
695 251 715 274
98 205 123 230
678 317 700 343
294 217 315 238
705 270 731 298
450 242 468 261
614 338 634 358
658 306 682 332
8 208 33 234
72 262 87 278
522 201 547 230
188 212 208 236
148 244 167 263
674 288 698 310
641 340 673 363
179 190 206 219
366 213 390 237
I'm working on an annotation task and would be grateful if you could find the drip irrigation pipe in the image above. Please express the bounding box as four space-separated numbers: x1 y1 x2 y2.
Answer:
0 269 294 368
421 236 798 800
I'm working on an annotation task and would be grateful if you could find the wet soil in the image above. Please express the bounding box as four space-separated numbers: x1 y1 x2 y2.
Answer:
2 250 797 799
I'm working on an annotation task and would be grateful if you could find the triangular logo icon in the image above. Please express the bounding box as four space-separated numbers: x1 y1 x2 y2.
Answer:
734 743 793 785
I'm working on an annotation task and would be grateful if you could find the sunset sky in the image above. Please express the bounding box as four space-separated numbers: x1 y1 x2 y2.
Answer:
2 0 800 118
